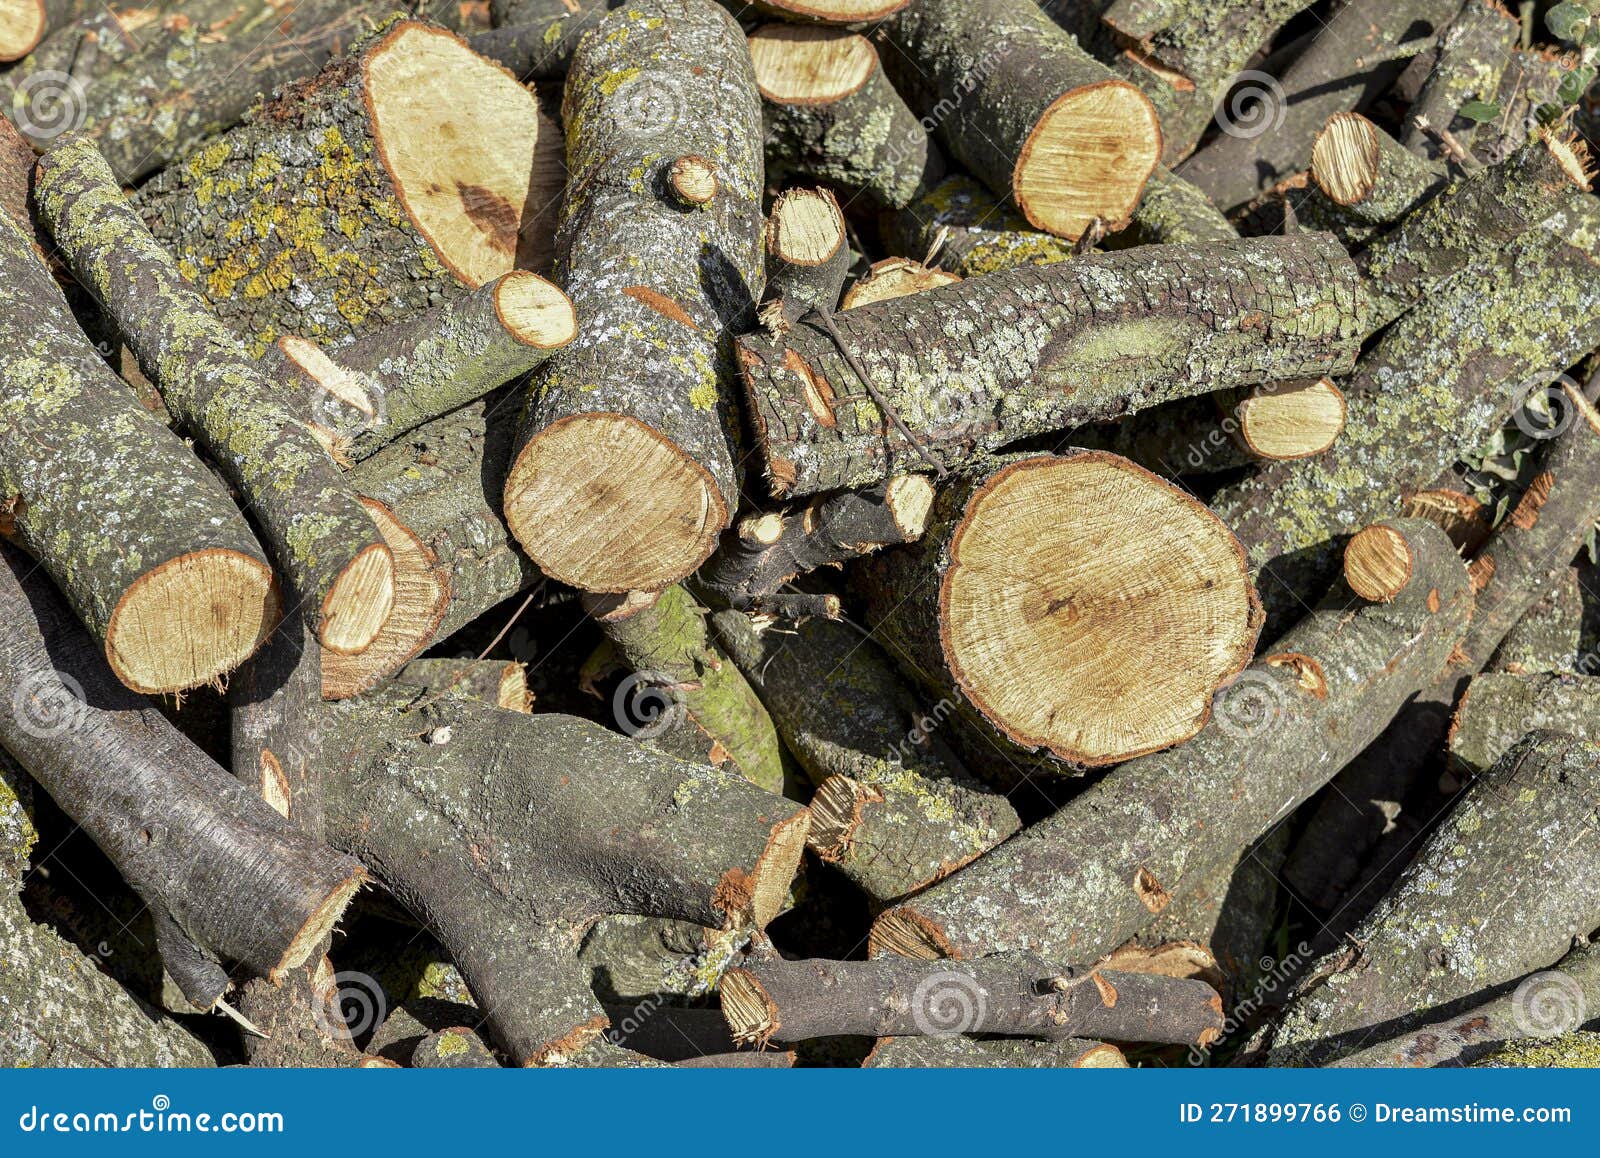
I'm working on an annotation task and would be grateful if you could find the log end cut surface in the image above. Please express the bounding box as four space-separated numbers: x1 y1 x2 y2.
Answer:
1343 523 1415 603
842 258 960 308
1236 377 1347 460
318 540 397 655
749 24 876 104
505 413 729 593
768 188 847 266
940 454 1259 765
1014 81 1161 241
367 22 559 284
496 271 578 349
1311 113 1382 205
107 548 280 694
0 0 45 63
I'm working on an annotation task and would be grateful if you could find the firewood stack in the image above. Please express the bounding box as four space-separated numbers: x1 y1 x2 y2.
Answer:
0 0 1598 1070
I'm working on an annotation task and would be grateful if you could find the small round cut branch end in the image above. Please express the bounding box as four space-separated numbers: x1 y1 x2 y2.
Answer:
1311 113 1383 206
495 272 578 349
1343 523 1417 603
767 188 847 267
667 156 719 207
1236 377 1347 461
0 0 46 62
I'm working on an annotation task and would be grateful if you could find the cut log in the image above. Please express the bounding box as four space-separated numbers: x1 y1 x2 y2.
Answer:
135 18 561 352
729 0 909 19
266 271 576 464
1400 0 1520 161
856 452 1261 768
863 1035 1126 1067
0 206 277 694
1310 112 1445 225
38 136 397 657
878 0 1162 241
1260 731 1600 1066
738 233 1365 497
0 0 88 62
750 24 941 210
721 942 1224 1046
840 257 960 309
870 517 1472 966
1450 671 1600 777
711 609 1021 903
1489 566 1586 675
502 0 765 594
0 545 366 1011
762 186 851 326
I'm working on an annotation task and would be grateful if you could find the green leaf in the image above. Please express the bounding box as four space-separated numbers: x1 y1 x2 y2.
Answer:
1548 0 1592 43
1556 63 1597 106
1457 99 1501 123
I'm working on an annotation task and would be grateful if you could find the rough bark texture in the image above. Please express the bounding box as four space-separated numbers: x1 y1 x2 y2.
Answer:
1400 0 1520 161
473 0 626 79
1176 0 1460 211
863 1034 1125 1067
393 657 532 713
763 187 850 324
503 0 764 593
38 135 397 656
1489 566 1585 674
712 608 1020 904
870 518 1472 967
883 175 1078 279
739 233 1365 497
1473 47 1573 165
134 17 560 353
1450 671 1600 777
1211 196 1600 637
1261 731 1600 1066
584 584 791 795
1114 172 1237 247
0 204 278 693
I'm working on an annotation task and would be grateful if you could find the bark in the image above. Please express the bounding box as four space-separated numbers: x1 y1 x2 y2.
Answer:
1310 112 1446 227
1175 0 1460 211
0 545 366 1012
1112 172 1237 247
877 0 1161 241
392 657 532 713
1331 944 1600 1067
738 233 1365 498
870 518 1472 967
1400 0 1520 161
863 1034 1126 1067
134 17 560 353
711 609 1021 904
38 135 398 657
601 1001 782 1063
1210 196 1600 637
413 1026 501 1068
1261 731 1600 1065
1103 0 1315 163
502 0 765 594
751 24 942 209
1473 47 1573 165
0 204 279 694
264 271 575 464
762 187 851 326
1489 566 1585 674
583 584 791 795
722 943 1224 1046
0 0 91 61
1449 671 1600 777
1473 1033 1600 1068
882 174 1078 279
854 451 1262 770
0 115 31 225
471 0 626 80
1280 375 1600 912
577 913 738 1003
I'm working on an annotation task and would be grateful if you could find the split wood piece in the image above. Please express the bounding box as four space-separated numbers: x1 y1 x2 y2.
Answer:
856 452 1261 769
0 0 410 183
698 476 933 610
1400 0 1521 161
0 209 277 694
1175 0 1461 211
882 175 1078 279
1103 0 1315 163
1261 731 1600 1066
393 657 533 714
583 584 790 795
1359 130 1593 331
0 545 367 1012
738 233 1365 498
1076 377 1347 475
721 943 1224 1047
0 753 216 1067
0 0 87 61
344 398 537 681
1449 671 1600 778
502 0 764 594
1311 112 1446 226
711 609 1021 904
840 257 959 309
877 0 1162 241
750 24 941 210
863 1035 1126 1068
234 616 811 1066
1282 388 1600 912
1489 567 1586 674
38 136 396 657
1332 943 1600 1067
471 0 625 80
134 18 561 352
266 271 576 464
869 518 1472 966
413 1027 500 1068
762 187 851 327
1209 198 1600 637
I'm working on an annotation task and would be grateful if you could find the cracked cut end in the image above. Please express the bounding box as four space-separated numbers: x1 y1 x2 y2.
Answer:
1311 112 1382 205
106 549 280 694
939 453 1260 766
366 22 563 281
1014 80 1161 240
495 271 577 348
504 413 728 593
318 541 397 655
767 187 846 266
1343 523 1415 603
271 867 368 982
0 0 45 62
719 970 778 1046
869 906 953 960
1235 377 1347 461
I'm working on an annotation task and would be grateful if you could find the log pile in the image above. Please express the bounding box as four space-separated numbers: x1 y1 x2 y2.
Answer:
0 0 1597 1072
